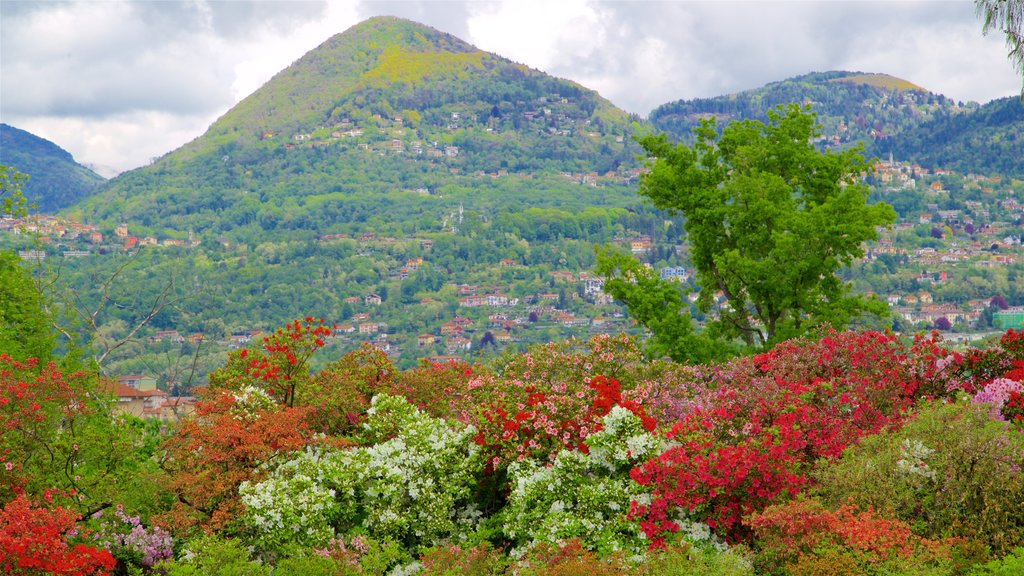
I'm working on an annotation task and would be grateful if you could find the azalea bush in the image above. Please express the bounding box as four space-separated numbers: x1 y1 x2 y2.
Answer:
300 343 396 436
88 504 173 569
0 492 116 576
0 355 163 516
502 406 663 558
240 393 485 553
628 329 960 545
155 388 320 534
748 497 969 576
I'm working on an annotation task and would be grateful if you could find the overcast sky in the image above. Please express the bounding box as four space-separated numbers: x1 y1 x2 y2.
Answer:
1 0 1020 177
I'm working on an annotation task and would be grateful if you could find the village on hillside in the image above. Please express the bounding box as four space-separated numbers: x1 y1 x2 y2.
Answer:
3 155 1022 412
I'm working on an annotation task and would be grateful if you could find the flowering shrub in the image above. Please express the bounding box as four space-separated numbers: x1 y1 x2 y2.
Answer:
0 493 116 576
748 498 965 576
814 399 1024 555
299 343 395 436
418 543 507 575
392 357 481 420
1005 390 1024 426
629 329 952 545
502 406 662 558
89 504 173 568
155 389 319 534
239 447 351 549
470 373 656 473
240 393 485 553
956 329 1024 394
456 335 649 464
973 378 1024 421
208 317 333 407
1 356 93 497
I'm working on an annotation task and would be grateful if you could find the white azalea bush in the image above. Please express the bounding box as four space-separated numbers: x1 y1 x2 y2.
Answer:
239 448 356 549
239 393 485 553
502 406 663 558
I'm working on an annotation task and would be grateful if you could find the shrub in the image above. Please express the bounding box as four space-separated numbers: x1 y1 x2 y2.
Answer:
502 406 662 557
969 547 1024 576
157 536 269 576
747 497 968 575
418 543 507 575
300 344 395 436
0 493 116 576
88 504 173 569
240 393 485 553
814 399 1024 555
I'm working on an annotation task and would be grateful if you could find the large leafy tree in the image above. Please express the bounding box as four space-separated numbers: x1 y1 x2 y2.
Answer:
633 105 894 349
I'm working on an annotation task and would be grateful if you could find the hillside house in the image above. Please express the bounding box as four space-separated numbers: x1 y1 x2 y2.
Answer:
446 335 471 352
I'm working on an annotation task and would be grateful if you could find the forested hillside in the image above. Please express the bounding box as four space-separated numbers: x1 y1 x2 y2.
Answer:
650 71 1023 176
0 123 105 212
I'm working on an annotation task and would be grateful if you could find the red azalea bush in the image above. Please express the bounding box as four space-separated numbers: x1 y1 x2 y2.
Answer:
0 356 99 501
629 330 959 545
955 328 1024 394
457 335 653 470
392 357 481 420
1005 390 1024 425
207 317 333 406
154 389 323 534
0 492 115 576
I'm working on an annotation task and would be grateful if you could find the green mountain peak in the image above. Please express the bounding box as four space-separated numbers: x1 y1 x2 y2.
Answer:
79 16 640 237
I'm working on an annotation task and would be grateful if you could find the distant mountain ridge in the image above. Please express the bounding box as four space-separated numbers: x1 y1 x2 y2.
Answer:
649 71 1023 177
0 123 105 213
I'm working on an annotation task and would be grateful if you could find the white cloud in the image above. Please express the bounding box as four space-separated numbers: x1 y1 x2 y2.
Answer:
1 0 1020 175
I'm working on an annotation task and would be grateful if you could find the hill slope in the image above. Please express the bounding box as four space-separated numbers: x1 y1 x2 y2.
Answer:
0 124 106 213
649 71 1023 176
76 16 642 240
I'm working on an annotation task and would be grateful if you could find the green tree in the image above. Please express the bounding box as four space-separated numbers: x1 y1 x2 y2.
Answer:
594 247 732 363
0 167 54 361
0 252 56 363
0 165 28 218
634 105 894 348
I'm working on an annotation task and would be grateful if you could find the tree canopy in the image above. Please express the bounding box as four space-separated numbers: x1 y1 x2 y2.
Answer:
630 104 895 349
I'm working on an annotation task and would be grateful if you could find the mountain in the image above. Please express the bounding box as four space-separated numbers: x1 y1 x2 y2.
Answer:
649 71 1024 176
885 96 1024 177
0 123 106 213
75 16 643 240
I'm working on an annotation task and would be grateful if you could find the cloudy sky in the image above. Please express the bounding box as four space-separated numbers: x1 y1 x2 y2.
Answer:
1 0 1020 177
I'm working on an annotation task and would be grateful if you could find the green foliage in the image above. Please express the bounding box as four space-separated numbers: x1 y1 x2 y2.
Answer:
632 544 754 576
813 398 1024 555
0 251 56 363
0 164 29 218
594 246 734 363
969 547 1024 576
159 536 270 576
637 104 894 348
